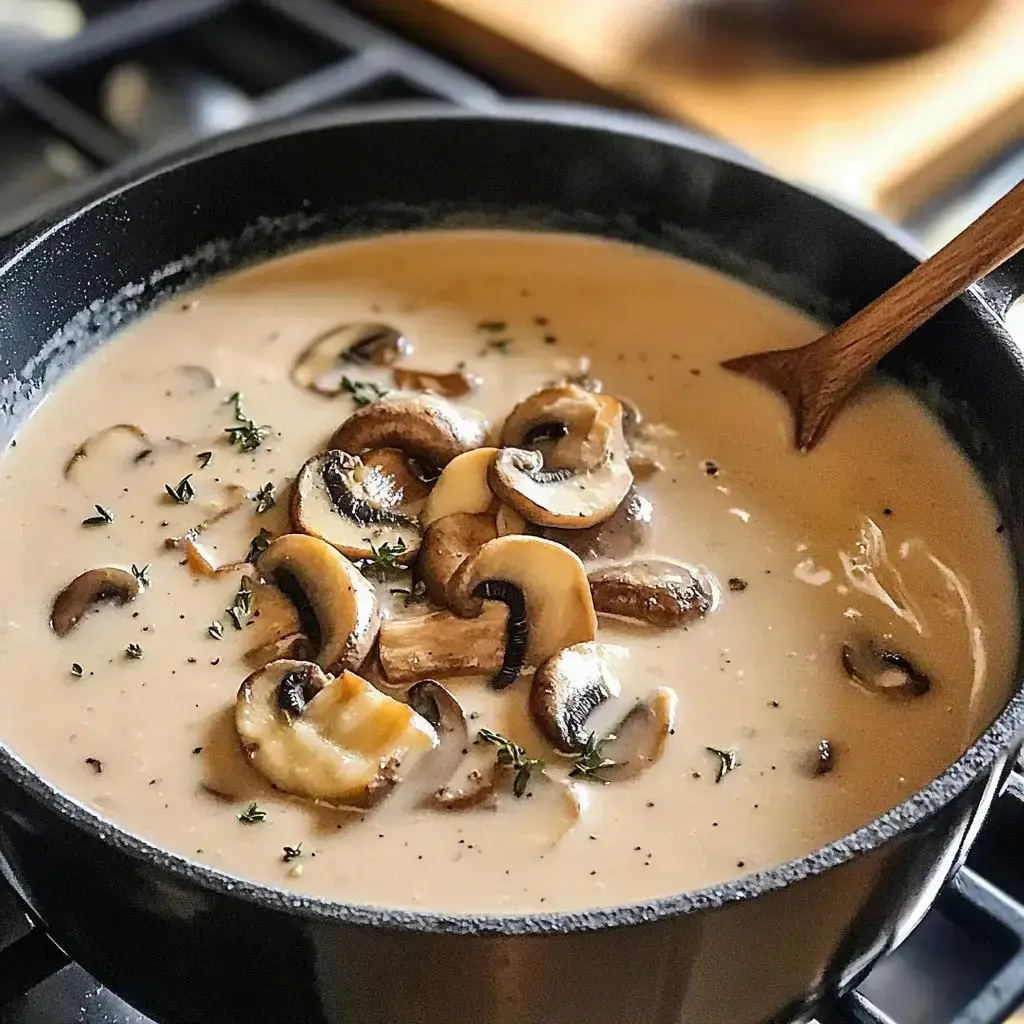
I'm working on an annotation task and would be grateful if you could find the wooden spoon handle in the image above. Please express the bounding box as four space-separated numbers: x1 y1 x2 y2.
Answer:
820 179 1024 379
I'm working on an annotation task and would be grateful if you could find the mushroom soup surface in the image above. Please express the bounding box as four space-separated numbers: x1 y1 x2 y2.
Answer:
0 230 1015 914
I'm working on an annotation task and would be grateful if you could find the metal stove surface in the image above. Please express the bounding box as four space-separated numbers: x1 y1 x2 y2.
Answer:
3 2 1024 1023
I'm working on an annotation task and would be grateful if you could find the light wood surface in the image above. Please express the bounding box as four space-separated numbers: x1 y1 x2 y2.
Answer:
722 178 1024 449
361 0 1024 218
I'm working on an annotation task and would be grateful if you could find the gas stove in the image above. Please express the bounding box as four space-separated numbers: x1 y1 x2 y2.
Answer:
2 2 1024 1022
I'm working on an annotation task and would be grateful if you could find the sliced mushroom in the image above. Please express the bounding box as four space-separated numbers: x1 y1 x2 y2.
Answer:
541 486 652 560
362 448 433 506
530 642 626 754
419 447 498 528
490 396 632 530
63 424 155 481
501 383 609 469
164 484 249 576
235 660 436 808
392 367 479 399
292 323 411 395
416 512 498 605
595 687 677 782
841 637 931 699
447 536 598 689
50 567 141 637
244 633 314 671
292 451 421 561
328 392 488 470
588 559 719 628
379 604 508 685
256 534 380 673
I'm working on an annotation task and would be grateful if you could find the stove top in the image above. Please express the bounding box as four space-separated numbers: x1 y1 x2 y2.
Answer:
2 2 1024 1022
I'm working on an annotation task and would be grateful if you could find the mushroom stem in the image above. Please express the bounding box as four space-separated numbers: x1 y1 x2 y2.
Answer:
378 604 508 685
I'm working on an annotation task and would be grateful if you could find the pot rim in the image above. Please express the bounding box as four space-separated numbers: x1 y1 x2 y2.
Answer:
1 100 1022 936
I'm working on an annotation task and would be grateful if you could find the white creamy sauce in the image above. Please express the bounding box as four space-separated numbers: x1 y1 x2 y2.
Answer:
0 230 1014 914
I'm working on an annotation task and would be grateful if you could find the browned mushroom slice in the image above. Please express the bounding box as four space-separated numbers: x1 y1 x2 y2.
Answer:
291 451 421 562
256 534 380 674
588 687 677 782
541 487 653 561
392 367 480 399
63 424 155 481
416 512 498 606
244 633 314 672
588 559 719 628
447 536 597 689
530 642 625 754
841 638 931 699
292 323 411 395
328 392 488 470
490 396 632 530
51 567 141 637
378 604 508 685
362 448 434 505
420 448 497 528
235 660 436 808
501 383 608 468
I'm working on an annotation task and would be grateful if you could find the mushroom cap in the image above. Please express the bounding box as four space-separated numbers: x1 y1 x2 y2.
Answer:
328 392 488 468
501 383 609 470
291 450 421 562
256 534 380 674
841 637 931 699
599 687 677 782
530 642 626 754
63 423 155 482
50 567 141 637
490 396 632 530
416 512 498 606
292 322 411 395
236 660 436 807
362 448 433 506
447 535 597 668
588 559 719 627
419 447 498 529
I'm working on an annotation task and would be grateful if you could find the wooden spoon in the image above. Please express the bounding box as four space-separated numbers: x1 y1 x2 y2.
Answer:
721 180 1024 451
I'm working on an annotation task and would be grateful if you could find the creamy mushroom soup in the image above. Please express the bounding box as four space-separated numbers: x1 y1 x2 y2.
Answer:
0 231 1015 914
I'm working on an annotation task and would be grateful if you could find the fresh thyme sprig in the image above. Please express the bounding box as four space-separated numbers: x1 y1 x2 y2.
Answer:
569 733 617 784
706 746 739 783
237 802 267 824
246 528 273 564
165 474 195 504
208 620 224 640
131 563 151 588
478 728 544 798
125 642 144 660
357 538 407 581
223 391 271 452
340 377 389 408
253 481 276 514
226 576 255 630
82 504 114 526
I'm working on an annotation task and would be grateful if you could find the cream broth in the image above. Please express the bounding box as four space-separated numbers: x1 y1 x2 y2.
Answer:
0 230 1014 914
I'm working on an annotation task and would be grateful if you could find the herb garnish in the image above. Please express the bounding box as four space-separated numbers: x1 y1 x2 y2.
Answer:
253 481 276 514
282 843 303 863
82 504 114 526
706 746 739 783
237 802 267 824
84 757 103 774
125 642 144 660
246 528 273 563
223 391 271 452
478 728 544 798
197 451 214 469
208 620 224 640
132 563 151 588
482 338 511 355
165 474 195 504
358 538 407 581
70 662 84 678
226 576 255 630
569 733 617 783
340 377 390 408
389 579 427 606
477 320 508 332
727 577 748 592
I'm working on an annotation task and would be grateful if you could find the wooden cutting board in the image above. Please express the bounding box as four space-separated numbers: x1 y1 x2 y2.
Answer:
360 0 1024 218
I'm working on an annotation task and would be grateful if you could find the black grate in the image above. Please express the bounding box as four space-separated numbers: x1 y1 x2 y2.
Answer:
1 2 1024 1022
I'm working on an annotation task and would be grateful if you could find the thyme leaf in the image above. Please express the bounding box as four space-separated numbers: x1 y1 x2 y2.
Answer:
477 728 544 798
70 662 84 678
282 843 303 863
197 451 213 469
227 576 256 630
246 528 273 564
237 802 267 824
165 474 195 504
82 504 114 526
706 746 739 783
125 642 144 660
253 481 276 514
357 538 407 581
131 563 151 588
223 391 271 452
340 377 390 408
569 733 617 783
208 620 224 640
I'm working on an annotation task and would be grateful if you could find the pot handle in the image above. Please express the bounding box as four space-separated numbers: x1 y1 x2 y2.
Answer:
0 923 69 1007
979 249 1024 322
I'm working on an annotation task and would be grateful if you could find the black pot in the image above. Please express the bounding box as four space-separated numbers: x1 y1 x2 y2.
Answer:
1 104 1023 1024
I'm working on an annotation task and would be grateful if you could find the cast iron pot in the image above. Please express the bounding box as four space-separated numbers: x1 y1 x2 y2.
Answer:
0 104 1023 1024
